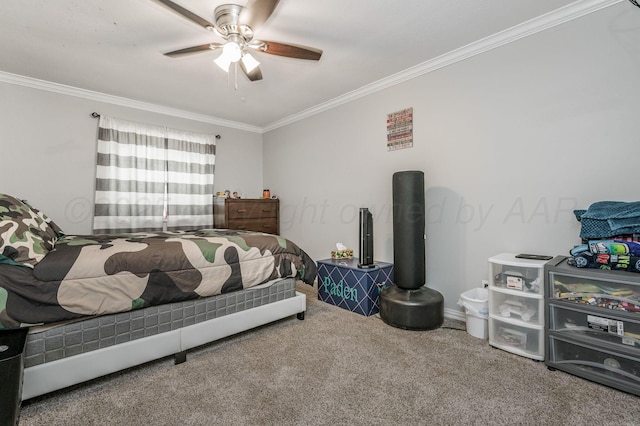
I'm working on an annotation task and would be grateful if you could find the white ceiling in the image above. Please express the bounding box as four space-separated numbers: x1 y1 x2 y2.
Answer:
0 0 587 129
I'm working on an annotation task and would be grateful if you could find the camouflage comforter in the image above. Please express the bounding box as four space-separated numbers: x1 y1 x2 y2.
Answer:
0 229 316 329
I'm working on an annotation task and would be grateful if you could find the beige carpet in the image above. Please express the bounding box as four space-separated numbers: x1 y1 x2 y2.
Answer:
19 283 640 425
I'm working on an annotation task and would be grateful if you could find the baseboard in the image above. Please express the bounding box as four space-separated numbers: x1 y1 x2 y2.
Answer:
444 307 466 322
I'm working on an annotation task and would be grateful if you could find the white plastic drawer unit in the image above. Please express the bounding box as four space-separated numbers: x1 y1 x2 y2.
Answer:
489 253 546 295
488 253 548 361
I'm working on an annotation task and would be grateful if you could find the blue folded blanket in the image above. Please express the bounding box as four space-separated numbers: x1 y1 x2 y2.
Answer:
574 201 640 239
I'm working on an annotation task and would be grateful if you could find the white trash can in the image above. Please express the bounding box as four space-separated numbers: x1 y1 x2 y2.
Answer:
458 288 489 339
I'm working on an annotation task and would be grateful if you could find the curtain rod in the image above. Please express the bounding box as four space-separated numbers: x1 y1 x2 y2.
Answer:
90 112 221 139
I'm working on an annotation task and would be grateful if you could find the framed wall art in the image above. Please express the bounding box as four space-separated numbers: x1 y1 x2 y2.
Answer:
387 107 413 151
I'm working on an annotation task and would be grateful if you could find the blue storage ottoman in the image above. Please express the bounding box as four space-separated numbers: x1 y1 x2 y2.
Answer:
317 258 394 316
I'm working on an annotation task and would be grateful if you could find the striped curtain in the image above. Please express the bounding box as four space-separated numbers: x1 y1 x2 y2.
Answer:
93 116 215 234
165 128 215 231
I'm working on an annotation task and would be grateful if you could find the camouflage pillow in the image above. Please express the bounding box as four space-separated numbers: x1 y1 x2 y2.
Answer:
22 200 64 237
0 194 62 268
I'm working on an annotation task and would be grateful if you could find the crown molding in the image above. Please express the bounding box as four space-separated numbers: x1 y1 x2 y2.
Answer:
0 0 622 134
263 0 623 132
0 71 262 133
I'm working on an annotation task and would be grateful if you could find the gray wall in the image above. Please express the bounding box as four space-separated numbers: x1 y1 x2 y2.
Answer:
263 4 640 317
2 3 639 319
0 82 263 234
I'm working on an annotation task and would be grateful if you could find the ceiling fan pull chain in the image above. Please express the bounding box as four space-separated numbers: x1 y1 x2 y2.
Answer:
234 62 239 91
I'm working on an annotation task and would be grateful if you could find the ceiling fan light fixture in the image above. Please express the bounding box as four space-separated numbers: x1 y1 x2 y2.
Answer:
241 52 260 73
214 41 242 72
214 53 232 72
223 41 242 62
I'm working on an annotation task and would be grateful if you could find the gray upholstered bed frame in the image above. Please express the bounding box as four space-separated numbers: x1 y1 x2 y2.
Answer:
22 278 305 399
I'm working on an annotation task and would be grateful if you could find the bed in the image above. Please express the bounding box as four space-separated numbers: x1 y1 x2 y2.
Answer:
0 193 316 399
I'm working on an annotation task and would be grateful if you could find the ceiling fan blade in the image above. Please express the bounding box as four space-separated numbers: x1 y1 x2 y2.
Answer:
239 62 264 82
251 41 322 61
164 43 222 57
238 0 280 32
155 0 215 30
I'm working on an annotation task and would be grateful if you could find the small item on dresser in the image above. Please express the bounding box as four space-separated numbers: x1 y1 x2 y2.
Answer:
263 189 270 199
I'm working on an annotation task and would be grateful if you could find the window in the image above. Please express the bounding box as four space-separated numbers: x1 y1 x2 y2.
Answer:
93 115 215 233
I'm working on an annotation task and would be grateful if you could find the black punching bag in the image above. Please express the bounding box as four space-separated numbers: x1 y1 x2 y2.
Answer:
379 171 444 330
393 170 425 290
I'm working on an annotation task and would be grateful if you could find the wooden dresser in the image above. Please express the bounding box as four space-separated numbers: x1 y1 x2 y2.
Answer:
213 198 280 234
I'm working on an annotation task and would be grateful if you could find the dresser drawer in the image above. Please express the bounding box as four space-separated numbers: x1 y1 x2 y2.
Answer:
227 201 278 219
214 198 280 234
227 218 278 233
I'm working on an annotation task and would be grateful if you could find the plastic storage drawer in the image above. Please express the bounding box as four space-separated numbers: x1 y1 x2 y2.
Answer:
548 336 640 394
489 316 545 360
549 271 640 315
489 288 544 326
489 253 545 295
548 303 640 351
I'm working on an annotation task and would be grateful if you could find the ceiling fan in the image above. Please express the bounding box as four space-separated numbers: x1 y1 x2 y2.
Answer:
155 0 323 82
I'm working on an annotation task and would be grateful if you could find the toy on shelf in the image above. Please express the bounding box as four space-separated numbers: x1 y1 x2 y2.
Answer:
497 327 527 348
494 270 542 293
498 299 537 322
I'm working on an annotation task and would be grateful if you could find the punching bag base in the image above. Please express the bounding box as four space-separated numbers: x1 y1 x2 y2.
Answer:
379 285 444 330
